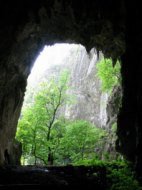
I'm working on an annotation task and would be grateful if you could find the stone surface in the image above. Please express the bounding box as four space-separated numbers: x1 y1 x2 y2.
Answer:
64 48 105 127
45 47 107 127
106 85 122 129
0 165 106 188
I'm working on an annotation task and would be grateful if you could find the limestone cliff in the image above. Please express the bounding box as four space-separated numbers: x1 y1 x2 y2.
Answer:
25 44 108 128
63 47 108 127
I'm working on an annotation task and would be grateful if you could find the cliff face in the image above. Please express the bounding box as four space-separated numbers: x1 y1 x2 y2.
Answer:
63 47 108 127
27 45 108 128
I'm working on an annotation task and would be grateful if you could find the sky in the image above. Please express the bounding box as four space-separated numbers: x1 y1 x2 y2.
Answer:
28 43 78 84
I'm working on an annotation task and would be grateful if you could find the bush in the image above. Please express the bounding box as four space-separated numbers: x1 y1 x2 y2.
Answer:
106 161 142 190
96 58 121 93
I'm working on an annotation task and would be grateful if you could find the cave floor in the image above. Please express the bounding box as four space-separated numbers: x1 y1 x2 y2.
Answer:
0 165 107 188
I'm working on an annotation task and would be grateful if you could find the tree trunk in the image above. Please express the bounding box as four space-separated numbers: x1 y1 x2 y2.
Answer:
48 147 54 165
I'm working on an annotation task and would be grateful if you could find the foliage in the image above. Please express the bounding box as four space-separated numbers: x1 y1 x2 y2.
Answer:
58 120 107 164
16 62 121 167
96 58 121 92
74 159 142 190
112 122 117 133
16 66 109 166
16 113 107 165
106 161 142 190
16 70 71 165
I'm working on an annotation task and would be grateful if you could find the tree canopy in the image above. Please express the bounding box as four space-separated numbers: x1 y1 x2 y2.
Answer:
96 58 121 92
16 70 107 165
16 70 71 165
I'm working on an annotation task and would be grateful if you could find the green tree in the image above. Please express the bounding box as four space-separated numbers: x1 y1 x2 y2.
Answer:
59 120 106 164
96 58 121 92
16 70 71 165
16 69 109 166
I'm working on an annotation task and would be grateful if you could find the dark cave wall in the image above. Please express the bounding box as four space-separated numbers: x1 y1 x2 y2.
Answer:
0 41 41 164
116 1 142 177
0 0 142 177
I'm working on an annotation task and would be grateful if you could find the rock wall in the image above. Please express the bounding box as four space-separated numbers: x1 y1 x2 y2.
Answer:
106 85 122 129
64 48 108 127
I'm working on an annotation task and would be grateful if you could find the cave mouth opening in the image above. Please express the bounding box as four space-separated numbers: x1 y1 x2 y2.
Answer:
16 43 122 166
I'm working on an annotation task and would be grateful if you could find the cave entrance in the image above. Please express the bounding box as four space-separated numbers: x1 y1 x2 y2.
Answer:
16 43 122 166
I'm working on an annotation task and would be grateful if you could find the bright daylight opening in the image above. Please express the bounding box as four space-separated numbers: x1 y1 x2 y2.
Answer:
16 43 122 166
28 44 78 84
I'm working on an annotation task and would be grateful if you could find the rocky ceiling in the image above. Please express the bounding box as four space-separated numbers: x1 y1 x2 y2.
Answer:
0 0 142 177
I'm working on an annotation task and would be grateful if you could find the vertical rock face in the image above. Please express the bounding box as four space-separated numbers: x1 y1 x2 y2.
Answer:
0 61 27 165
0 21 43 165
106 85 122 129
64 48 107 127
30 45 108 128
99 93 109 128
